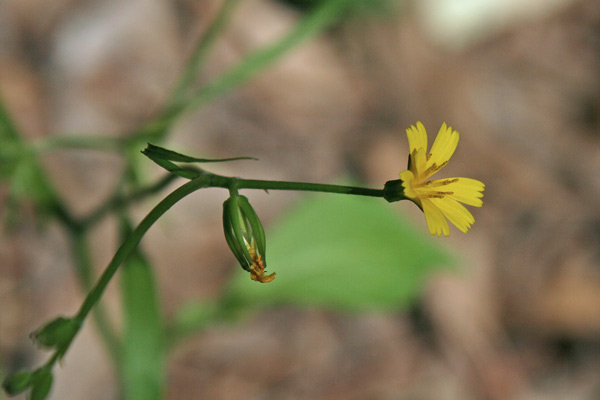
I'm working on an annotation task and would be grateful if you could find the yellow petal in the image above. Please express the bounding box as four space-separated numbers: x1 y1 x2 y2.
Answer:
399 170 416 197
422 199 450 237
443 178 485 207
430 197 475 233
406 122 428 156
427 122 459 172
410 147 428 177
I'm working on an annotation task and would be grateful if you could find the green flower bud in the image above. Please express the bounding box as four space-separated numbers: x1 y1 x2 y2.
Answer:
30 368 53 400
30 317 78 350
2 370 33 395
223 194 274 283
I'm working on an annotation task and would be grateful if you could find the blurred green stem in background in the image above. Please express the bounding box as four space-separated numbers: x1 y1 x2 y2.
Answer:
1 0 361 399
137 0 356 143
170 0 242 103
70 233 122 368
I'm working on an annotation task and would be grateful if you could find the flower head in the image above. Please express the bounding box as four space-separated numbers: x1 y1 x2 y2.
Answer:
386 122 485 236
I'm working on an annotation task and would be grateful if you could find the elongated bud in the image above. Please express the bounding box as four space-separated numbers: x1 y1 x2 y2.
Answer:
223 194 275 283
29 368 53 400
30 317 78 350
2 370 33 395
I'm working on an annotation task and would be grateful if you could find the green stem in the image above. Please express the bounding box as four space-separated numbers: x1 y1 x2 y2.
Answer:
222 176 384 198
148 169 383 198
43 352 60 370
81 173 179 229
32 135 126 153
0 97 79 229
70 234 121 365
139 0 353 141
72 175 210 330
181 0 352 117
170 0 242 102
41 176 211 372
142 153 385 198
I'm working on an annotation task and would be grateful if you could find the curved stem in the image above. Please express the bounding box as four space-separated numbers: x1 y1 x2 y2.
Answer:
73 176 210 325
39 176 211 371
45 170 384 371
70 234 121 367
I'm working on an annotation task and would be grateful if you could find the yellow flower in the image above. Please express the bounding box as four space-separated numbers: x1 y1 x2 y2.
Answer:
398 122 485 236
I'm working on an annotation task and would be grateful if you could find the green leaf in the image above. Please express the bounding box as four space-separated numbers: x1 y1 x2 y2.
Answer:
143 156 202 180
224 192 453 312
0 95 20 141
10 157 55 207
0 96 57 212
142 143 256 164
283 0 400 16
120 239 165 400
168 300 222 344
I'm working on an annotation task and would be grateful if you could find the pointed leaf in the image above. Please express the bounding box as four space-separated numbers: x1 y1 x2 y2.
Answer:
120 239 165 400
142 143 256 164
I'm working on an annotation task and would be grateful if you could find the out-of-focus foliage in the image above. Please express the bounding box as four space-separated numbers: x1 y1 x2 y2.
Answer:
224 191 452 312
279 0 402 16
120 223 165 400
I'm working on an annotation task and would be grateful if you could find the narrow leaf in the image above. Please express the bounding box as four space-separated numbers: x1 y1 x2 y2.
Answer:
142 143 256 164
120 227 165 400
145 156 202 180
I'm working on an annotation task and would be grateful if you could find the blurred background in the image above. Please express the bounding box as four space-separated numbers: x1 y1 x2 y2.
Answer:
1 0 600 399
